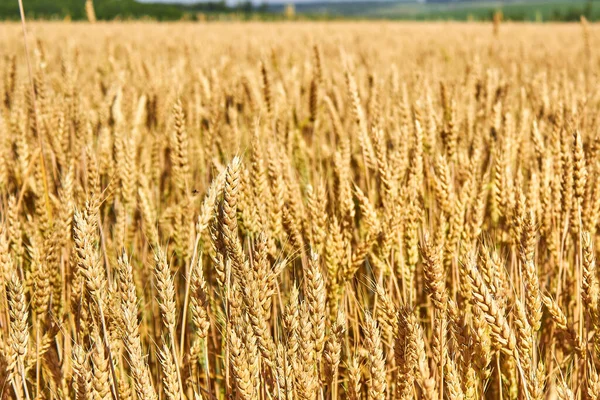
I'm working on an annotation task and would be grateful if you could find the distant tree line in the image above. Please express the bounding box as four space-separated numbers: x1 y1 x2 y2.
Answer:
0 0 596 22
0 0 272 21
181 0 270 14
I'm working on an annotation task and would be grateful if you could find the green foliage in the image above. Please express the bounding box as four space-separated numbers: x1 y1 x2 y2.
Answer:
0 0 84 20
0 0 184 20
1 0 598 22
0 0 280 21
95 0 184 21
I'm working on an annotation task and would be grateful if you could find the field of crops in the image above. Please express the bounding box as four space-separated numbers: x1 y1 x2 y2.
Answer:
367 1 594 21
287 0 595 22
0 21 599 399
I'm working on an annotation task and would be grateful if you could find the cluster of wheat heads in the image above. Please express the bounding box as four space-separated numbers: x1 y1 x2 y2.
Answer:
0 20 600 400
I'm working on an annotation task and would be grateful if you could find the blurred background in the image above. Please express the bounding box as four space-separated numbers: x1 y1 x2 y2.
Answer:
2 0 597 22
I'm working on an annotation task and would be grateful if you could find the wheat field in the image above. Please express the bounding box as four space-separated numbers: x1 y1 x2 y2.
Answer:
0 20 599 399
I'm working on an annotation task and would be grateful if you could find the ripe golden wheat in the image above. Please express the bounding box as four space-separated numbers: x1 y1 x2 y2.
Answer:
0 20 599 400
